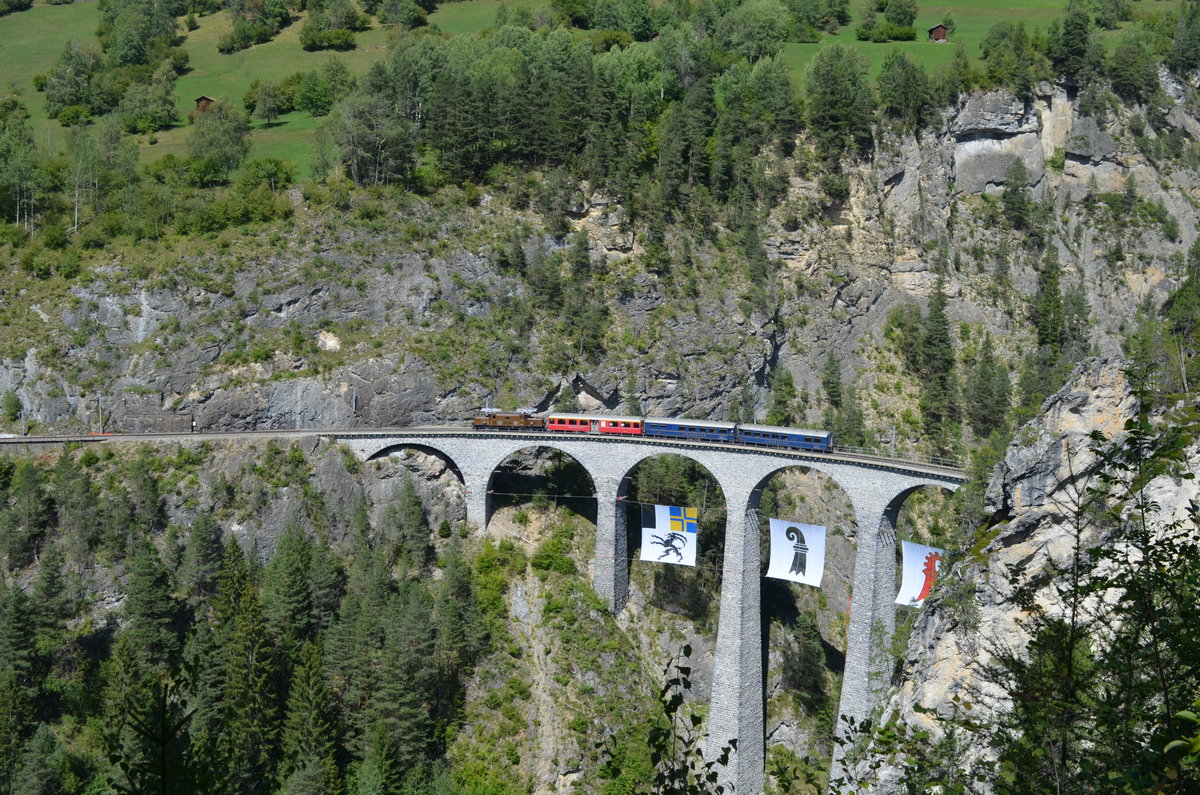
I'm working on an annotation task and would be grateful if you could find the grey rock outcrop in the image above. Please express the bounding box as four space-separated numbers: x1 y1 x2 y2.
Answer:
950 92 1040 137
3 85 1198 472
1065 116 1117 163
862 359 1199 790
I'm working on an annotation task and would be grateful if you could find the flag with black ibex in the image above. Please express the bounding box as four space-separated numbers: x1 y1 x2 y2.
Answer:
639 505 698 566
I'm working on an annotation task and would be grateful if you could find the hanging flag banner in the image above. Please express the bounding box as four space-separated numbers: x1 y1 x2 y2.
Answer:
765 519 826 587
896 540 946 607
639 504 698 566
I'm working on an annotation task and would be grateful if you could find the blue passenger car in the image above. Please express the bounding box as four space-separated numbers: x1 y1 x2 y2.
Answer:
736 424 834 452
644 418 738 443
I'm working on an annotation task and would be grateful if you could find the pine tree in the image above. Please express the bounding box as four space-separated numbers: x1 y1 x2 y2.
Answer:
4 461 50 568
307 538 344 636
31 543 70 656
765 369 798 426
262 522 313 666
396 478 431 571
0 670 32 795
101 633 156 793
965 332 1011 438
1032 249 1065 350
919 278 960 449
221 584 281 793
214 537 254 628
128 453 165 537
839 385 867 447
821 350 843 410
181 620 229 776
431 541 485 728
1001 158 1032 230
279 642 341 790
123 543 182 670
51 452 99 562
179 513 224 610
804 43 874 158
280 756 339 795
0 584 36 695
366 585 434 777
10 724 63 795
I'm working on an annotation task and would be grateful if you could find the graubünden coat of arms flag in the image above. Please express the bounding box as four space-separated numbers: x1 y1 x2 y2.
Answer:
895 540 946 607
764 519 826 587
639 504 698 567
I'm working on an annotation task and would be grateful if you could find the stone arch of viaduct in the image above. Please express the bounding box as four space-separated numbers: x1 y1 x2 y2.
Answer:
338 432 962 795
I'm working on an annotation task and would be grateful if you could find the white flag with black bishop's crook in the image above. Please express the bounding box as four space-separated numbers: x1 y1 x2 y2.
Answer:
765 519 826 587
639 504 698 567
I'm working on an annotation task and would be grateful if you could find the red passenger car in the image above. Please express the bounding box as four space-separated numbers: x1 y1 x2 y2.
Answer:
545 414 645 435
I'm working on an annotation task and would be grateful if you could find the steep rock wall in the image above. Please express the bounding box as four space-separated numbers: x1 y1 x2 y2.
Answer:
865 358 1199 789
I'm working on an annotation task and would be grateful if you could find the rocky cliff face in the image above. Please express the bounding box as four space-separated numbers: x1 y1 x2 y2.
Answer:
2 87 1196 455
867 357 1200 788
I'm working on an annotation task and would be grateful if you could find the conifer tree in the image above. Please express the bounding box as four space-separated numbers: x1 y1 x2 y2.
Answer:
1001 158 1032 230
181 620 228 772
0 583 36 701
382 479 431 574
179 513 224 609
280 642 341 790
128 453 165 537
431 541 485 727
1032 250 1065 350
262 522 313 666
919 278 960 449
101 633 156 792
3 461 50 568
765 369 798 426
10 724 67 795
839 385 867 447
324 590 374 749
366 586 434 776
32 543 70 656
123 543 182 670
51 452 99 562
308 538 345 636
214 537 254 627
0 669 32 795
221 584 281 792
965 332 1011 438
821 350 843 410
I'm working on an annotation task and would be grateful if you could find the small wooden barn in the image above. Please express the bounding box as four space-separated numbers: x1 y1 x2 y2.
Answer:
928 24 948 42
193 95 216 113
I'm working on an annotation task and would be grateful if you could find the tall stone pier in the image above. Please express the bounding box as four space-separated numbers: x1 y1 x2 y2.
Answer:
706 502 764 795
339 430 963 794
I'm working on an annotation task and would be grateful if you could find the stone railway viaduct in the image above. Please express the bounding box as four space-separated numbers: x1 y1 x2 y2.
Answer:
2 427 964 792
336 429 965 795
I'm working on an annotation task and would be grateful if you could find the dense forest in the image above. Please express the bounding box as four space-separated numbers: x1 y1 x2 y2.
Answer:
3 0 1200 792
4 0 1200 246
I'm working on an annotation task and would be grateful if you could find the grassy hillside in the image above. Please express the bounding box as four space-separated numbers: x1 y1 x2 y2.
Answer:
429 0 545 34
148 11 394 170
787 0 1183 83
0 0 1183 172
0 3 101 153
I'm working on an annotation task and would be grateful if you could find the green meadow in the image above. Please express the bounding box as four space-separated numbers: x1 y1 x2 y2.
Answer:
0 0 1184 171
0 3 101 150
149 11 395 170
785 0 1184 84
429 0 545 35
